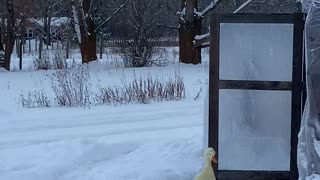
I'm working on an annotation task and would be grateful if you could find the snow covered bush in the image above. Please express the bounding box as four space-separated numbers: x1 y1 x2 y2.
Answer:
52 50 67 69
33 50 67 70
50 65 91 107
0 49 4 68
113 0 166 67
33 54 51 70
20 90 51 108
95 76 185 105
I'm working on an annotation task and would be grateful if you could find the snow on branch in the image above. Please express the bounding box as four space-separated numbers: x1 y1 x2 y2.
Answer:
193 0 254 48
193 32 210 48
177 7 187 23
96 0 130 32
198 0 220 17
233 0 253 13
177 7 186 16
194 33 209 41
72 5 81 43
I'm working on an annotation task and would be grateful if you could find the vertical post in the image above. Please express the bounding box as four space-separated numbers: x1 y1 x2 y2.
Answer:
290 13 304 180
100 33 103 59
22 34 25 53
35 36 38 52
19 36 22 70
29 39 31 53
66 37 69 59
39 36 43 60
209 13 220 176
100 35 103 59
16 38 19 56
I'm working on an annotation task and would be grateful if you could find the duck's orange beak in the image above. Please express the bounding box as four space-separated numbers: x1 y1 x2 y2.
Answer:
211 155 218 164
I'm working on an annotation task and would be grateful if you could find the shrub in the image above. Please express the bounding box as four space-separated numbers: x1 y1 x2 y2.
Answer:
33 50 67 70
50 65 91 107
20 90 51 108
95 75 185 105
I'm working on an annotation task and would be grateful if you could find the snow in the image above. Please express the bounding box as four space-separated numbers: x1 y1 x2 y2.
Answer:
307 174 320 180
31 17 69 28
0 67 7 72
194 33 209 41
0 47 210 180
233 0 253 13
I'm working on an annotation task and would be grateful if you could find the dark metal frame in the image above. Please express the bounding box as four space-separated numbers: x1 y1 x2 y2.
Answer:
209 13 304 180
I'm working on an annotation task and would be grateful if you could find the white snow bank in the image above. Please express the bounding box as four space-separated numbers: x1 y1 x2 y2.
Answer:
0 67 8 72
307 174 320 180
0 53 209 180
0 100 205 180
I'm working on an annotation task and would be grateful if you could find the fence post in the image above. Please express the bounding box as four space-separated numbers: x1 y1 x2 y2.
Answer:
29 39 31 53
66 37 69 59
35 36 38 52
19 36 22 70
39 36 43 60
100 35 103 59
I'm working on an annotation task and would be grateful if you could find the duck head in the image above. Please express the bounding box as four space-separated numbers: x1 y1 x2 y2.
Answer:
205 147 218 164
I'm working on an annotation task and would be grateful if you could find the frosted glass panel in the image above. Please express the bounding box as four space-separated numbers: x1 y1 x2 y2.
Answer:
219 23 293 81
218 90 291 171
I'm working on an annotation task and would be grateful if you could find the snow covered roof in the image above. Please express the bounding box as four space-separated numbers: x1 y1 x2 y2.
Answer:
29 17 69 28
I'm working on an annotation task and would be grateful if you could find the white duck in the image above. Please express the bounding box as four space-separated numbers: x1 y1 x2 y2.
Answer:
194 147 218 180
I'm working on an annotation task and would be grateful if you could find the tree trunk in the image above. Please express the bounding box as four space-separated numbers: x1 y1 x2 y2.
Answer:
43 2 52 46
0 38 3 51
80 33 97 64
3 0 16 71
0 34 4 68
4 33 15 70
46 16 51 47
179 0 201 64
78 0 97 64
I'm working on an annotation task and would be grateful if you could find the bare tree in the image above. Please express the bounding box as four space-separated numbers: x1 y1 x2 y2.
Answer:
177 0 300 65
3 0 17 70
71 0 129 64
177 0 222 65
114 0 166 67
35 0 68 46
0 0 4 67
2 0 37 70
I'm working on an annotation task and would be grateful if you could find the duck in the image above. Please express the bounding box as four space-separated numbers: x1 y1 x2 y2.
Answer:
194 147 218 180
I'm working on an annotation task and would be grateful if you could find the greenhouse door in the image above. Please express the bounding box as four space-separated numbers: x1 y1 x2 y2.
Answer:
208 13 304 180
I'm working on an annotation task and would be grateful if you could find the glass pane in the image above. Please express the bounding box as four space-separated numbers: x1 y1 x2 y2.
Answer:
219 23 293 81
218 90 291 171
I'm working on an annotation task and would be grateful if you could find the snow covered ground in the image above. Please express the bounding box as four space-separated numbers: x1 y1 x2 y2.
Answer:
0 48 209 180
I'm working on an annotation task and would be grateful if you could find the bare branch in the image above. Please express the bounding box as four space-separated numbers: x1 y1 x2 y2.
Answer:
193 0 255 48
193 33 210 48
199 0 220 17
233 0 253 13
95 0 130 33
157 23 180 30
